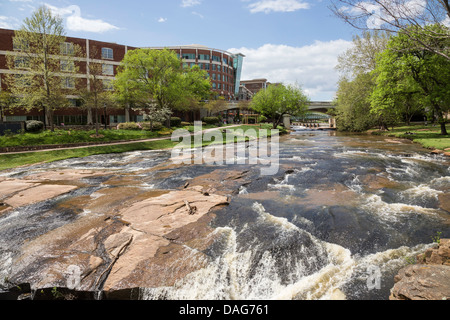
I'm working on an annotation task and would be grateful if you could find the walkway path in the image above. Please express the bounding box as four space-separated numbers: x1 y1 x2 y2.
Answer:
0 125 243 155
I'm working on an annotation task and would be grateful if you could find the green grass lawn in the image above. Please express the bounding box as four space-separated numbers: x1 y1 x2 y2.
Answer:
0 124 283 171
371 124 450 150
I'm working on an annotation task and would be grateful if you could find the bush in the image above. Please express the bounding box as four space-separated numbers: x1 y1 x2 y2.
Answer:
181 122 191 126
140 122 163 131
117 122 141 130
170 117 182 127
202 117 220 125
25 120 44 133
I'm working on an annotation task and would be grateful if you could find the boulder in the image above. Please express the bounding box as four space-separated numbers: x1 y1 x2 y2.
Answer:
390 239 450 300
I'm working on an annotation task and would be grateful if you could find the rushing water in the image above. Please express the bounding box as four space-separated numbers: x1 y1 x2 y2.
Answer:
0 127 449 300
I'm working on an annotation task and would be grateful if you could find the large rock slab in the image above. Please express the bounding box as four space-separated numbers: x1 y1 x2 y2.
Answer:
4 186 229 298
390 239 450 300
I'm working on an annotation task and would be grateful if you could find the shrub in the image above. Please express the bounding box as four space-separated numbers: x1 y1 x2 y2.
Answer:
170 117 182 127
157 128 174 136
181 122 191 126
202 117 220 125
117 122 141 130
140 122 163 131
25 120 44 133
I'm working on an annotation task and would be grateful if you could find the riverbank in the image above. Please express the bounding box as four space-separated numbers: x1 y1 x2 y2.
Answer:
0 124 285 171
368 124 450 154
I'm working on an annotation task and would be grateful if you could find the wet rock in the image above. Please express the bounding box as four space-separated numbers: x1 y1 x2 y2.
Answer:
3 184 78 208
3 185 229 297
390 239 450 300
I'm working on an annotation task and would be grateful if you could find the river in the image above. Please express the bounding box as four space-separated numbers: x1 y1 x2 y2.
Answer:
0 127 449 300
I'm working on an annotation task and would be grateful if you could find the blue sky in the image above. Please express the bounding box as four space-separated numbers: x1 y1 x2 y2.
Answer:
0 0 360 101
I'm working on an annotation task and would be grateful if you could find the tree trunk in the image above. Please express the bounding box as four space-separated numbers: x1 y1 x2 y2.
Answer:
47 108 55 132
439 118 448 135
125 104 130 123
95 107 99 137
87 107 93 125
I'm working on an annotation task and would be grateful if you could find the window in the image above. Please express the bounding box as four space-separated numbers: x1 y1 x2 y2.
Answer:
61 42 74 55
198 54 210 61
14 57 30 69
103 79 114 91
102 64 114 76
181 53 196 60
212 55 221 62
61 77 75 89
212 73 216 80
60 60 75 72
212 64 216 71
15 74 31 87
212 83 216 89
12 38 29 51
102 48 114 60
223 57 228 65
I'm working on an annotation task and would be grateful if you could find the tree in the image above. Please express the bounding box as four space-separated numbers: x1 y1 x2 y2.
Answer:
141 104 172 131
329 0 450 61
334 30 390 131
370 24 450 134
5 6 82 131
204 96 228 117
334 73 379 131
336 30 391 77
250 84 309 129
0 91 15 123
79 56 114 136
114 48 211 127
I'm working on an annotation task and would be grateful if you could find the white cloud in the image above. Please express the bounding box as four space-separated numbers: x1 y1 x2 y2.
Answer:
192 11 204 18
45 3 119 33
158 17 167 23
0 16 20 29
229 40 353 101
247 0 310 14
181 0 201 7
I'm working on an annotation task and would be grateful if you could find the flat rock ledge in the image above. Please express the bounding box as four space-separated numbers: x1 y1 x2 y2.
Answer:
1 186 229 300
390 239 450 300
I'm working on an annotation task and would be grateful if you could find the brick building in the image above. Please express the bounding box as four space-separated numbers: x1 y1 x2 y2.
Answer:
0 28 244 126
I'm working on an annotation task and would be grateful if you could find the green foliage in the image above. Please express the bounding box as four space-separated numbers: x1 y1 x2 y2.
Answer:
170 117 182 127
140 121 163 131
202 117 220 125
370 24 450 135
432 232 443 244
114 48 211 118
117 122 141 130
25 120 44 132
5 6 82 131
250 83 309 129
335 73 378 132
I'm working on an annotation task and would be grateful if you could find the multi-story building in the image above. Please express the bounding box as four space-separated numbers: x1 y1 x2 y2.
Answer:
0 28 244 126
146 45 245 101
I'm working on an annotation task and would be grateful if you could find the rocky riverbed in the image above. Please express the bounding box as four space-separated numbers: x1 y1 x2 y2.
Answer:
1 129 449 300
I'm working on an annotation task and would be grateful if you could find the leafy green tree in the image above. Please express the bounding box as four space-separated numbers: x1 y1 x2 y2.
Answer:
5 6 82 131
114 48 211 127
371 24 450 135
334 73 378 131
250 83 309 129
334 30 390 131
